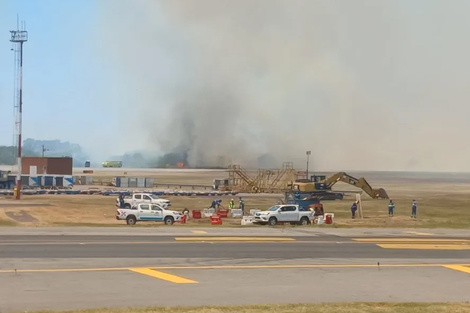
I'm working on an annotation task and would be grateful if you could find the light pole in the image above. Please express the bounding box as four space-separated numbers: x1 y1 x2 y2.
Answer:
306 150 311 180
10 22 28 200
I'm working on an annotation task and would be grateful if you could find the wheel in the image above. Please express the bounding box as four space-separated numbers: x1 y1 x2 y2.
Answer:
164 216 174 225
300 217 310 226
126 215 136 225
268 217 277 226
124 203 131 209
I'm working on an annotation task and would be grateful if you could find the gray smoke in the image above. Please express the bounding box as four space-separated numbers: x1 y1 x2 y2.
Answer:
94 0 470 171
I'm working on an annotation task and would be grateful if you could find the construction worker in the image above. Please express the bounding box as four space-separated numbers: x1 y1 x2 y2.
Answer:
411 200 417 218
388 200 395 217
229 199 235 210
351 201 358 219
118 194 125 208
210 200 217 209
239 197 245 215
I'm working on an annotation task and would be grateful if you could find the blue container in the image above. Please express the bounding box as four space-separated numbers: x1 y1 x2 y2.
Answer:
55 176 64 187
44 176 54 187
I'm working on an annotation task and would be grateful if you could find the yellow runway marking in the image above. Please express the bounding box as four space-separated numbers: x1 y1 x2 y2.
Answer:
191 230 208 234
407 232 435 236
2 263 470 274
377 244 470 250
129 267 197 284
174 237 295 242
352 238 470 250
443 265 470 274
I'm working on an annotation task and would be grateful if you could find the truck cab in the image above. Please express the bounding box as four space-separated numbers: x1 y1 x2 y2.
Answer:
116 193 171 209
253 204 313 226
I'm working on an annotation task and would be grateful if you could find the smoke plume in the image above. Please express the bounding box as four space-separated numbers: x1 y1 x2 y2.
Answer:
94 0 470 171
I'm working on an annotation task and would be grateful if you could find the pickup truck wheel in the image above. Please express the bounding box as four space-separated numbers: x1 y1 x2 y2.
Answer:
124 203 131 209
164 216 174 225
300 217 310 226
126 216 137 225
268 217 277 226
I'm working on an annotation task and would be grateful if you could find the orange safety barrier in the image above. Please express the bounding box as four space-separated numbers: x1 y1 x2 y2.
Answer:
210 215 222 225
192 210 202 219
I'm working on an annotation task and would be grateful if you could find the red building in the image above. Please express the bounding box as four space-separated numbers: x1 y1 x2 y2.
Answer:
21 157 73 175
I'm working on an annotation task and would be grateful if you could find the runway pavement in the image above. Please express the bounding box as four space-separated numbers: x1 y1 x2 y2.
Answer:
1 227 469 312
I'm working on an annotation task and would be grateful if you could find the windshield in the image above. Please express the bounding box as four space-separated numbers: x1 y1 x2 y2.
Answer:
268 205 281 211
148 194 159 199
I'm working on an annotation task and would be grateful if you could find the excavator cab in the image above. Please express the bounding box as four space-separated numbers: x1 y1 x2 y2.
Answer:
310 175 326 183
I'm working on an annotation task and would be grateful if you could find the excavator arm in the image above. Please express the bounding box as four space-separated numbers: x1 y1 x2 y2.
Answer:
322 172 389 199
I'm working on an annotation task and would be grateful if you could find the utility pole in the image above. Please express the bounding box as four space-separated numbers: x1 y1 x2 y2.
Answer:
42 145 49 157
306 150 311 180
10 20 28 200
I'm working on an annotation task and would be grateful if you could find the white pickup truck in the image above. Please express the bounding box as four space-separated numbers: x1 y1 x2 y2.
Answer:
253 204 313 226
116 193 170 209
116 203 182 225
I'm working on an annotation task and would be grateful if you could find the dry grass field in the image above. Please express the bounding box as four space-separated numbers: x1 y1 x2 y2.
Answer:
29 303 470 313
0 169 469 228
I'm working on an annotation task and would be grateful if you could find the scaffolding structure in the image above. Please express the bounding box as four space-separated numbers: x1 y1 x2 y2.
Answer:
227 162 299 193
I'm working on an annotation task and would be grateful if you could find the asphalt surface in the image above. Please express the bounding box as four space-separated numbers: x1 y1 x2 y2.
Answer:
1 228 470 312
1 235 470 259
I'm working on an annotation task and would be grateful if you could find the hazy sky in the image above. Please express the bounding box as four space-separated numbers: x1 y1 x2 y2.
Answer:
1 0 470 171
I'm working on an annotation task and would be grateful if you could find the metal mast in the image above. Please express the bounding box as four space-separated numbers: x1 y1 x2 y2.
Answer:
10 21 28 200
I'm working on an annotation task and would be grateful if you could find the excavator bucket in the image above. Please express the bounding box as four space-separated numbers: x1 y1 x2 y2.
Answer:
372 188 389 199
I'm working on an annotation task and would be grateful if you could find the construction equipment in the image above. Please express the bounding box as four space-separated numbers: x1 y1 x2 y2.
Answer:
219 164 388 199
102 161 122 168
290 172 388 199
321 172 388 199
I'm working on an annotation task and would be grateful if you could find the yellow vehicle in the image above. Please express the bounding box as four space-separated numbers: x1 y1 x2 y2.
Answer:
290 172 388 199
102 161 123 168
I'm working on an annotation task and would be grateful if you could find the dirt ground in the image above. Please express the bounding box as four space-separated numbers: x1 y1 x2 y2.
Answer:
0 170 469 228
27 303 470 313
